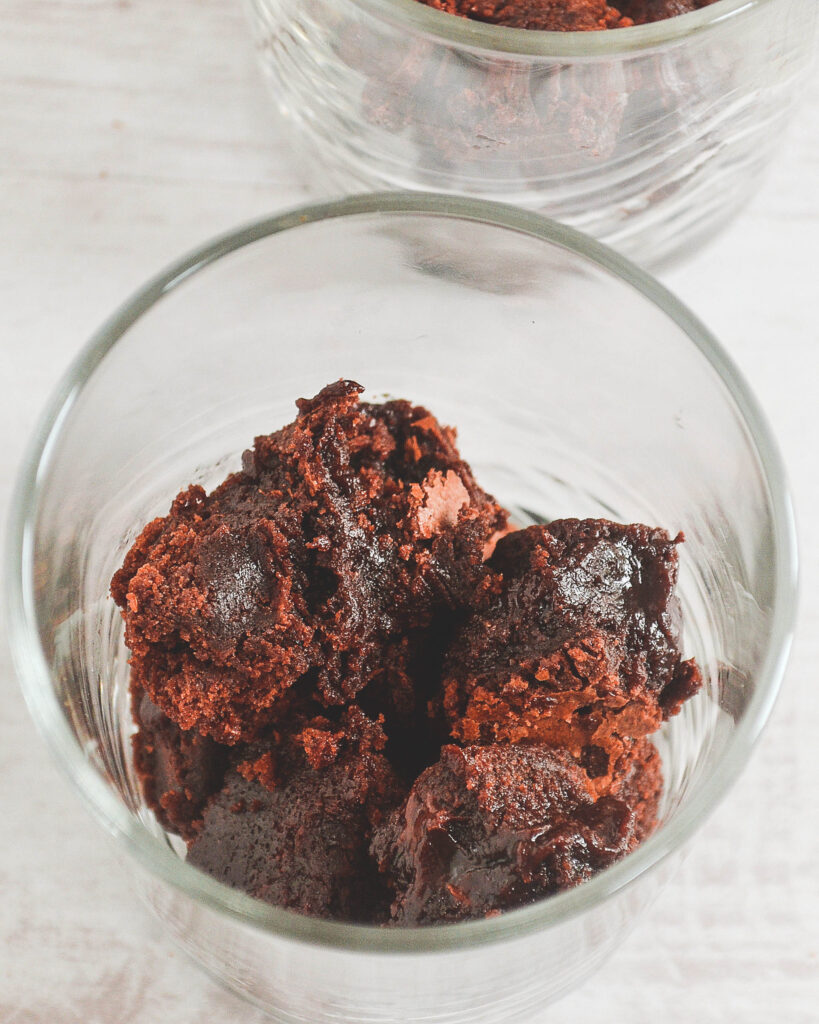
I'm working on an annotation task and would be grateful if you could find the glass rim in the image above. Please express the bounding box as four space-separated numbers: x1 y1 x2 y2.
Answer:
7 191 798 955
303 0 767 58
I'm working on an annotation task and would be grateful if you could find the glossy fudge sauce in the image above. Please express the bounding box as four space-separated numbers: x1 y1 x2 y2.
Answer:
113 381 701 925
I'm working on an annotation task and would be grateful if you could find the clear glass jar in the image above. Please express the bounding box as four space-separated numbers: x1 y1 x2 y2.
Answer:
7 194 797 1022
246 0 816 266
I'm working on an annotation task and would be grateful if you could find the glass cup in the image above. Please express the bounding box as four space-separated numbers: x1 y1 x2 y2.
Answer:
246 0 817 266
7 193 797 1022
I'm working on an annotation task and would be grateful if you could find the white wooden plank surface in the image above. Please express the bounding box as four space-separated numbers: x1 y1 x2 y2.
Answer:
1 2 817 1020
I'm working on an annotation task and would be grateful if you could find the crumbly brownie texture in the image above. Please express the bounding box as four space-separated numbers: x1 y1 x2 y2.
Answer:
188 706 405 923
112 380 508 744
115 382 701 925
441 521 702 790
412 0 715 29
372 740 661 924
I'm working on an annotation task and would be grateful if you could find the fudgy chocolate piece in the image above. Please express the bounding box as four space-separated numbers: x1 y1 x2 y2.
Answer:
373 740 661 924
189 710 405 923
442 521 701 784
132 690 227 841
622 0 713 23
112 381 507 743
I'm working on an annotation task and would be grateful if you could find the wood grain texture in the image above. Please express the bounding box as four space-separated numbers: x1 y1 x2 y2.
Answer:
1 1 817 1020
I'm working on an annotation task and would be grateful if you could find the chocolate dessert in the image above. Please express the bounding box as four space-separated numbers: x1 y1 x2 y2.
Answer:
441 520 701 787
188 706 405 922
353 0 720 173
411 0 717 30
372 740 662 924
114 381 701 925
111 380 507 744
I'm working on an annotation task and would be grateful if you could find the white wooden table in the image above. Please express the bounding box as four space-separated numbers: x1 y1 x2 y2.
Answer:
1 3 817 1020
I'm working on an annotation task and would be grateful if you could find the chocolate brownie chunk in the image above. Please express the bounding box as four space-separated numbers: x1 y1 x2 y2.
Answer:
622 0 715 23
441 521 701 782
112 381 508 743
189 710 406 923
373 740 661 924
